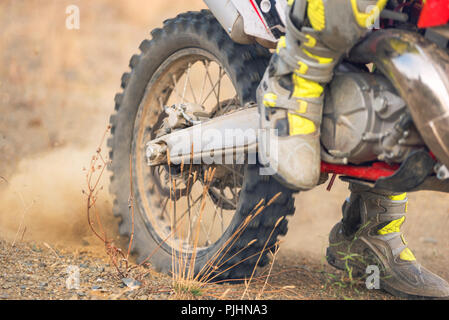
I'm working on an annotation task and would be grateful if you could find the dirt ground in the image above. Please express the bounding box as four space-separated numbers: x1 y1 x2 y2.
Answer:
1 0 449 300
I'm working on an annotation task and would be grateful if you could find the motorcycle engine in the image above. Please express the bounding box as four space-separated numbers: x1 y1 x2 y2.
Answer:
321 72 424 165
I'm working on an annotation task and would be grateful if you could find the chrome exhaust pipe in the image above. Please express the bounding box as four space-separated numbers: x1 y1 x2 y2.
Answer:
146 107 261 166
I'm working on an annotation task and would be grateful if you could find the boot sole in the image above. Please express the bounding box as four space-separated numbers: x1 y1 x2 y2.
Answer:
326 247 346 271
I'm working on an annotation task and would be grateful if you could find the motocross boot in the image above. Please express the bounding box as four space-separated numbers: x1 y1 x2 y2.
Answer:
257 0 388 190
327 183 449 299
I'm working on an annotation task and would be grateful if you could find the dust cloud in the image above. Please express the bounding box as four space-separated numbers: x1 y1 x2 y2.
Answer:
0 146 112 245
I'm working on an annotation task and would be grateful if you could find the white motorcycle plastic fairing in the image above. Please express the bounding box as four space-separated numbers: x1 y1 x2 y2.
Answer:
231 0 276 42
203 0 240 34
204 0 287 43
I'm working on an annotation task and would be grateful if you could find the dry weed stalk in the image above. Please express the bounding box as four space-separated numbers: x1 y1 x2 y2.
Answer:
11 193 34 248
84 125 135 279
0 175 36 248
256 243 281 299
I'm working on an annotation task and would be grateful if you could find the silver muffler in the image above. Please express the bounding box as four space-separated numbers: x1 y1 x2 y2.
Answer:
146 107 262 166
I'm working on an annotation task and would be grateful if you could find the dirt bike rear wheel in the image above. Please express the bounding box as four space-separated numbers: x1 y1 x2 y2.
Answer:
108 10 296 281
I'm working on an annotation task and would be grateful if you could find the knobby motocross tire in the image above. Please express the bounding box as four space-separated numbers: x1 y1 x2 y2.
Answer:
108 10 296 281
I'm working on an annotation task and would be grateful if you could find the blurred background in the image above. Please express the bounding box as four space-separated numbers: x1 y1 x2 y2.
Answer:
0 0 448 282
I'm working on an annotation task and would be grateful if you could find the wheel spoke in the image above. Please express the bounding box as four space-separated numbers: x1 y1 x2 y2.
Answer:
198 60 210 104
209 187 237 209
182 63 192 104
216 66 223 110
232 164 238 207
216 164 244 179
205 184 224 241
170 74 192 104
159 196 170 220
201 66 226 106
187 63 198 104
172 193 202 237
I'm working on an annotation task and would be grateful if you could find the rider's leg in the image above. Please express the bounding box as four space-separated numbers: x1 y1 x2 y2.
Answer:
327 183 449 298
258 0 387 190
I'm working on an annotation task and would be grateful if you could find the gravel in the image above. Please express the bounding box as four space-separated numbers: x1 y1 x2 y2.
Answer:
0 239 173 300
0 238 397 300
